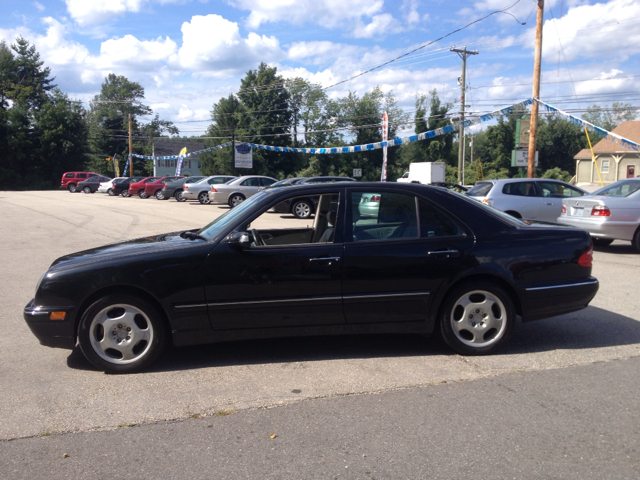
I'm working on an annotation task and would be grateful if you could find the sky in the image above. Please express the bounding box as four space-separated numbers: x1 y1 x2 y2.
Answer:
1 0 639 138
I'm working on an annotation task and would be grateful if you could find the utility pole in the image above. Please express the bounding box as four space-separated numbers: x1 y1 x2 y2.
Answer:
231 131 236 177
128 114 133 177
451 46 478 185
527 0 544 178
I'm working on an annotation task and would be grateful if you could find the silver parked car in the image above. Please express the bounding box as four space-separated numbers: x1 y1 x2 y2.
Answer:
557 178 640 250
208 175 277 207
466 178 587 222
182 175 237 204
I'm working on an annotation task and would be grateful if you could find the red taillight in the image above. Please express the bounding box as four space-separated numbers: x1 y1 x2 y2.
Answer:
560 205 566 214
183 185 189 190
210 187 217 192
591 205 610 216
370 195 381 202
578 247 593 267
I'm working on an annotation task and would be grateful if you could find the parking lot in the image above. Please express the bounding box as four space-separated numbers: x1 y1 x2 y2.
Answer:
1 190 639 441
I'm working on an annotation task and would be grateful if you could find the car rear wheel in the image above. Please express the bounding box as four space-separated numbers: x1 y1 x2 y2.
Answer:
121 190 130 197
592 238 613 247
439 281 515 355
78 294 166 373
633 228 640 253
228 193 245 208
107 188 115 196
198 191 210 205
138 190 148 198
67 184 77 192
175 191 186 202
292 199 313 219
155 190 166 200
83 186 92 194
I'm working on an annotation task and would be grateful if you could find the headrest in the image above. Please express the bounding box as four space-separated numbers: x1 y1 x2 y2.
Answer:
327 210 337 226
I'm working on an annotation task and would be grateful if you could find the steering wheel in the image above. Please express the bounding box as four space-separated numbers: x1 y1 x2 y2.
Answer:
250 229 264 246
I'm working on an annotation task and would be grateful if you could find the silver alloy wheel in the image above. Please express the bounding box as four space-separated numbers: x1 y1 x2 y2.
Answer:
198 191 210 204
155 190 164 200
68 184 77 192
292 200 312 218
229 194 244 207
138 190 148 198
175 191 185 202
88 303 154 365
107 188 115 196
449 289 508 348
122 190 130 197
83 186 91 194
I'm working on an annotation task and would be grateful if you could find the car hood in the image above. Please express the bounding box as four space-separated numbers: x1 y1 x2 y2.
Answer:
49 232 197 271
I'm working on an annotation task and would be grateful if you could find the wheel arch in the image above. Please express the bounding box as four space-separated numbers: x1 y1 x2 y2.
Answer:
504 210 522 219
74 285 171 340
433 273 523 322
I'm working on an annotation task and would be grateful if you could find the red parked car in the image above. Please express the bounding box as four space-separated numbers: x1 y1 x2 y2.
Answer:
142 176 184 200
127 177 161 198
61 172 102 192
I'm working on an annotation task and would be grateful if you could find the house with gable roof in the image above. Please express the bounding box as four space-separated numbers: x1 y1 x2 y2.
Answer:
573 121 640 186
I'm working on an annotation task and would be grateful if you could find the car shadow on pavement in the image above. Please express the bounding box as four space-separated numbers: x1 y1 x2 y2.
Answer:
593 242 636 254
66 305 640 373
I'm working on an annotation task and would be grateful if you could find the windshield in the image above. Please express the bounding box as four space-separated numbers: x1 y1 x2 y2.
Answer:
593 179 640 197
197 191 270 240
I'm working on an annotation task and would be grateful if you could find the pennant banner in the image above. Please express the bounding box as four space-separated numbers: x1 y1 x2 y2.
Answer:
535 98 640 152
130 142 232 160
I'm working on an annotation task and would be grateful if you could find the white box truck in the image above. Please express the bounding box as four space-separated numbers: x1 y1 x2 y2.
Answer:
397 162 445 184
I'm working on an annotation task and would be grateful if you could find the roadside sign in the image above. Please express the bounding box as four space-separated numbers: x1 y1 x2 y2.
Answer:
511 149 538 167
353 168 362 178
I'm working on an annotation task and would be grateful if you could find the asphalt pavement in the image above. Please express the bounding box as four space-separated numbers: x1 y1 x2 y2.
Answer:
0 190 639 478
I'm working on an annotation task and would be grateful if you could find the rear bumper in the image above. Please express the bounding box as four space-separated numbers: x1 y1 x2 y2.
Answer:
557 216 636 241
519 277 599 322
23 299 76 349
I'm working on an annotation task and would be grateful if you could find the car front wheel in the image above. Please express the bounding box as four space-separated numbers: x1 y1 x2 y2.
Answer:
633 228 640 253
155 190 166 200
198 191 210 204
175 191 186 202
107 188 115 196
78 294 166 373
592 238 613 247
439 281 515 355
228 193 245 208
68 184 77 193
121 190 131 197
292 199 313 219
138 190 148 198
83 186 92 194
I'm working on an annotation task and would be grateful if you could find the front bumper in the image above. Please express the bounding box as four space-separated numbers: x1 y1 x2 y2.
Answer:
23 299 77 349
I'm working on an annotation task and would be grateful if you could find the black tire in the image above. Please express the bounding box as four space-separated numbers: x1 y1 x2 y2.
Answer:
68 183 77 193
198 191 210 205
228 193 245 208
83 186 92 194
439 281 515 355
78 294 166 373
121 190 131 197
155 190 166 200
138 190 148 199
633 228 640 253
175 190 186 202
592 238 613 247
107 188 115 196
291 199 313 219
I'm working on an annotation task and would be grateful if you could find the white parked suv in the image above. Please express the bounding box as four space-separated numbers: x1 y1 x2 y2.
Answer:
465 178 588 222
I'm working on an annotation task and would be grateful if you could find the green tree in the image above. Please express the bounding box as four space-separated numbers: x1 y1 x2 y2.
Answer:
582 102 637 132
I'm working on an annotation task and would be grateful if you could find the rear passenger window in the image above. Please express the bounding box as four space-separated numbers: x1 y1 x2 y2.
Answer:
418 200 462 237
351 192 418 242
261 178 276 186
65 173 74 178
502 182 536 196
77 173 87 179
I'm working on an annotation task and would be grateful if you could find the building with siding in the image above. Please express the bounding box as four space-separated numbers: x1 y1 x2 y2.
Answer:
573 121 640 186
152 140 208 176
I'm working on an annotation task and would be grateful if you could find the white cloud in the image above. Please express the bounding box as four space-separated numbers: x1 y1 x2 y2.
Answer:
401 0 420 26
540 0 640 62
174 14 284 77
34 2 45 12
97 35 177 67
65 0 145 26
352 13 403 39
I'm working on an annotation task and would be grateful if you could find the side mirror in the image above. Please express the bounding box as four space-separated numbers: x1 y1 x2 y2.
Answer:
228 231 251 250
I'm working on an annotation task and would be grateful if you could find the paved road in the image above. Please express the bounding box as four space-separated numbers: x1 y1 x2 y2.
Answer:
1 356 638 479
1 190 639 444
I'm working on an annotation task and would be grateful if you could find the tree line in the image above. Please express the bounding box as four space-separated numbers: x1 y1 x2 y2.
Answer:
0 38 636 189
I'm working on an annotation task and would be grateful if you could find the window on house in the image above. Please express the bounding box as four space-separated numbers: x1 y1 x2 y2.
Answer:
602 160 609 173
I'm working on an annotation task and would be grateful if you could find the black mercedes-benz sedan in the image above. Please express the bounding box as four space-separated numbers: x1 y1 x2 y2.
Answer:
24 182 599 373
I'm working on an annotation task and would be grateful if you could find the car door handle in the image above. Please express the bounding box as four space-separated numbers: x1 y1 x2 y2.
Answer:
426 249 460 258
309 257 341 264
545 202 554 205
